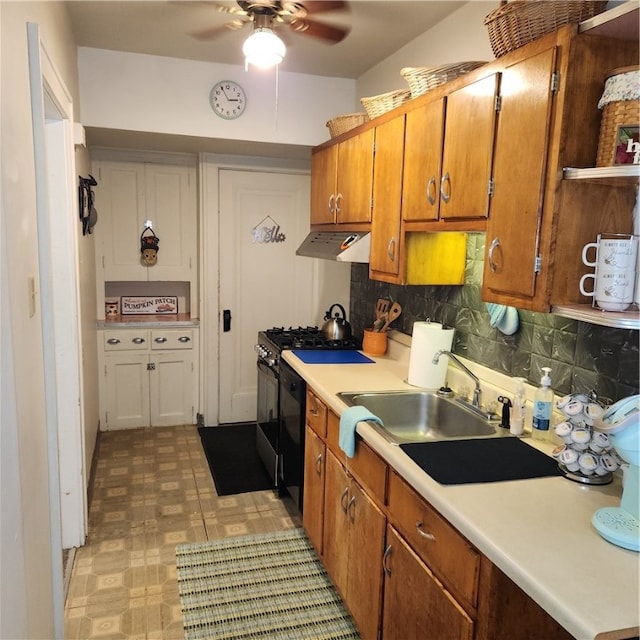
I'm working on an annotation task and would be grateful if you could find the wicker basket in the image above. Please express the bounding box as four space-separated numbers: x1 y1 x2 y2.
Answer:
596 66 640 166
401 61 487 99
484 0 607 58
360 89 412 120
326 113 369 138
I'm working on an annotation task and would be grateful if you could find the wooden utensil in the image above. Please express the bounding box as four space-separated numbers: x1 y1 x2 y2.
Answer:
379 302 402 332
375 298 390 322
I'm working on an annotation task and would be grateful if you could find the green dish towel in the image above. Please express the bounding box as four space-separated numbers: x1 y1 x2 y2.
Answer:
339 406 383 458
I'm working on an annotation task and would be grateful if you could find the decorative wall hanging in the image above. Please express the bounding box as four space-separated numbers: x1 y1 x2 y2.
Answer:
251 215 286 244
78 174 98 235
140 225 160 266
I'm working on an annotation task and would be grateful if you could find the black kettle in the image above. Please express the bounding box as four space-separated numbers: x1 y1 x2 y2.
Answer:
322 303 352 341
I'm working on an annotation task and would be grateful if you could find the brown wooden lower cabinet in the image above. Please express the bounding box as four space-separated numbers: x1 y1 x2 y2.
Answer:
322 450 386 640
302 425 325 556
382 524 474 640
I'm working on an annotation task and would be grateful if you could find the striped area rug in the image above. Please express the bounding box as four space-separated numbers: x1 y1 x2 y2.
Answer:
176 528 360 640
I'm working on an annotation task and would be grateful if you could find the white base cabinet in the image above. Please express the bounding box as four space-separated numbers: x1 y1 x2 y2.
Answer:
99 327 198 430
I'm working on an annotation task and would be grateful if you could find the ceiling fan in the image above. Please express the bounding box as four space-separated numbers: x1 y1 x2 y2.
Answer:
189 1 350 68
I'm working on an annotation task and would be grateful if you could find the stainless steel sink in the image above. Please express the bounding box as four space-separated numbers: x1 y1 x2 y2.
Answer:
337 390 509 444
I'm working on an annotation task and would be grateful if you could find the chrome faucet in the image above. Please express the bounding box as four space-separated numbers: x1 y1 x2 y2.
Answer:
432 350 482 408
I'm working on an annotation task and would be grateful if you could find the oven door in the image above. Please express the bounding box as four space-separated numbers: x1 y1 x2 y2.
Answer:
256 359 279 488
279 359 307 512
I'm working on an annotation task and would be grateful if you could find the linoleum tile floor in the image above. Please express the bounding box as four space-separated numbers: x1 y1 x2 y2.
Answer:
64 425 301 639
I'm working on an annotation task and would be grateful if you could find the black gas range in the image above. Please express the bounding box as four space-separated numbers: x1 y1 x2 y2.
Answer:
254 326 360 511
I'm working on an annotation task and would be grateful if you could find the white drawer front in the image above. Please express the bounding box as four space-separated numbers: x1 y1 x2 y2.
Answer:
103 330 149 351
150 329 193 350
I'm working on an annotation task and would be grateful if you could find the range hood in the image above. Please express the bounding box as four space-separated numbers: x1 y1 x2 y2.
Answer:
296 232 371 262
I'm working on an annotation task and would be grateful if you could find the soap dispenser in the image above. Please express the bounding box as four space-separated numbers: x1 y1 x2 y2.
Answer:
511 377 526 436
532 367 553 441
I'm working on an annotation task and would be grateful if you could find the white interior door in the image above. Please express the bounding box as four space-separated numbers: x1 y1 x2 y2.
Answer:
218 169 315 423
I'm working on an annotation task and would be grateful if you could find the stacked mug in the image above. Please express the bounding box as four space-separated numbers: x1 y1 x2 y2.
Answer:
579 233 639 312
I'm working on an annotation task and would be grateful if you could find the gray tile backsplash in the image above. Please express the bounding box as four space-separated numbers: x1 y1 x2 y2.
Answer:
350 234 639 403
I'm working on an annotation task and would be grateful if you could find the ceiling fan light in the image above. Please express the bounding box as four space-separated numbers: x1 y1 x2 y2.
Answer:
243 27 286 69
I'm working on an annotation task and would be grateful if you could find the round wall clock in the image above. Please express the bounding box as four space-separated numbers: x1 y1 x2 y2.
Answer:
210 81 246 120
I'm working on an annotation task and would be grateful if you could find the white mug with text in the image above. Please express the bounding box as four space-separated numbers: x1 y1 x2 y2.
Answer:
579 233 638 312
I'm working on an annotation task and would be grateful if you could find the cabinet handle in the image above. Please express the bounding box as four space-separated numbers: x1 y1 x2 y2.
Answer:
426 176 437 205
154 337 167 343
106 338 121 345
335 193 342 215
488 236 502 273
132 337 145 344
440 172 451 203
347 496 356 523
386 237 396 262
340 487 349 514
315 453 323 476
328 194 335 214
178 336 191 343
415 521 436 541
383 544 392 577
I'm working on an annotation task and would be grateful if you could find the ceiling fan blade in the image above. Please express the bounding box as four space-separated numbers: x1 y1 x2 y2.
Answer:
190 18 247 40
289 17 349 43
298 1 348 14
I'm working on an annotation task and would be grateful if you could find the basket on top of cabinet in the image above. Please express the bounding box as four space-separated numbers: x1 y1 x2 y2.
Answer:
400 61 487 99
484 0 608 58
326 112 369 138
361 88 412 119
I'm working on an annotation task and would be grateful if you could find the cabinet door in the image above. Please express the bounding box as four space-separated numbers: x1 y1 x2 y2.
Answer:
310 146 338 224
482 47 557 302
302 426 325 555
402 99 446 222
382 525 474 640
440 74 499 220
103 353 150 430
144 163 197 282
149 351 194 427
346 478 386 640
370 116 405 279
96 161 147 281
336 129 375 224
322 451 350 598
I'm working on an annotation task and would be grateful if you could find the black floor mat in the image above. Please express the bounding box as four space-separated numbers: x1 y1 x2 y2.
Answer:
198 424 273 496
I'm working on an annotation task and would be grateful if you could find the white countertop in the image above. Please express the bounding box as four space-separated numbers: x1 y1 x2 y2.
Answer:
282 338 640 640
97 314 199 329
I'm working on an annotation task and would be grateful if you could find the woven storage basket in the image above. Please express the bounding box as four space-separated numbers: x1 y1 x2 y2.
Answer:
596 66 640 166
401 61 487 99
484 0 607 58
360 89 411 120
326 113 369 138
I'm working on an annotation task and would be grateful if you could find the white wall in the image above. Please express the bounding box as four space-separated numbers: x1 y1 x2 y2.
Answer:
0 2 96 637
78 47 357 147
357 1 496 101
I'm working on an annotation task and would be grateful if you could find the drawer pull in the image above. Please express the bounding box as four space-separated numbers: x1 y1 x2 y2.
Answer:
328 194 335 214
106 338 121 345
154 337 168 343
488 236 502 273
383 544 392 576
386 237 396 262
340 487 349 514
132 337 145 345
315 453 323 476
178 336 191 343
347 496 356 523
415 522 436 541
335 193 342 215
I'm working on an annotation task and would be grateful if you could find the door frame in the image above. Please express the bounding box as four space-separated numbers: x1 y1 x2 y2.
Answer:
27 22 86 632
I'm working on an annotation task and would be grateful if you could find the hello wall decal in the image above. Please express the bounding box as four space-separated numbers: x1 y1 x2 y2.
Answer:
252 216 286 244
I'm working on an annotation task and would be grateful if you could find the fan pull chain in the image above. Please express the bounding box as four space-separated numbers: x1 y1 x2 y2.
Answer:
274 64 280 131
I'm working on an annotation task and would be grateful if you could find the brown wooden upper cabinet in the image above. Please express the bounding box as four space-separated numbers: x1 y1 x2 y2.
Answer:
439 74 499 221
482 46 557 302
310 129 375 225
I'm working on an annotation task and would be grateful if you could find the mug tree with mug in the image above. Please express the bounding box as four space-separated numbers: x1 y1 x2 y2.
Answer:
579 232 639 312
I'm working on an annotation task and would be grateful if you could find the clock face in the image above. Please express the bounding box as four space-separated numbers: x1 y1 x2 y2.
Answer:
210 81 246 120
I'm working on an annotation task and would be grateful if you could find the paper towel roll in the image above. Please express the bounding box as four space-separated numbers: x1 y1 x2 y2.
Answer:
408 322 454 389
